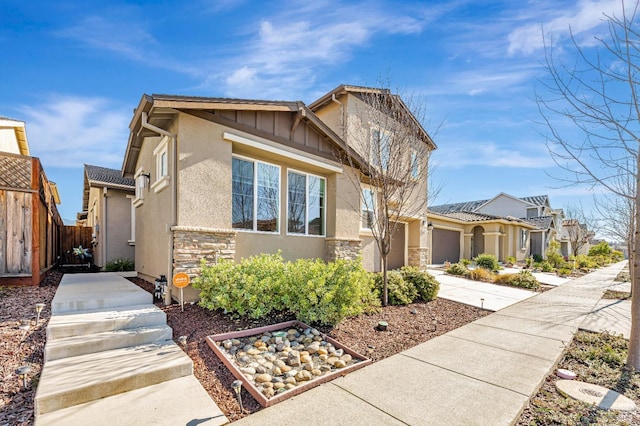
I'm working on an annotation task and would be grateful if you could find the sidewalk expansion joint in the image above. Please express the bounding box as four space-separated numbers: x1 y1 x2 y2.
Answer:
445 333 568 363
399 353 532 398
329 383 411 425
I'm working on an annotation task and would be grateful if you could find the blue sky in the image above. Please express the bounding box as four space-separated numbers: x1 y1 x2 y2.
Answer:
0 0 625 223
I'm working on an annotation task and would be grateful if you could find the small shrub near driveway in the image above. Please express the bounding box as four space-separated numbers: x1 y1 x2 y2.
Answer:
446 262 469 276
104 258 135 271
474 253 500 271
468 268 496 283
494 271 540 290
400 266 439 301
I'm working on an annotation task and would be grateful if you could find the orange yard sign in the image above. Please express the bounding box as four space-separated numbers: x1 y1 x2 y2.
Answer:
173 273 190 288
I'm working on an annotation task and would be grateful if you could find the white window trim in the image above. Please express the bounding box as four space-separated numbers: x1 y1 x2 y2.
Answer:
133 167 146 207
152 136 170 193
520 229 528 250
126 194 136 245
232 154 281 233
286 168 327 237
360 185 376 232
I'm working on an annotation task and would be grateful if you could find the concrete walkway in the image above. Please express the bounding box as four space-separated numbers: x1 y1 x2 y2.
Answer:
429 268 537 311
35 272 228 426
236 262 628 425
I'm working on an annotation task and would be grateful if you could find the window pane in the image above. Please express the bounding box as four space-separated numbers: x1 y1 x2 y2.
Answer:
232 158 254 229
308 176 325 236
362 189 374 229
288 172 306 233
257 163 279 232
160 151 168 177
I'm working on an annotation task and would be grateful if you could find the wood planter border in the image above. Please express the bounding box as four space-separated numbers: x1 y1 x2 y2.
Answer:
206 320 371 407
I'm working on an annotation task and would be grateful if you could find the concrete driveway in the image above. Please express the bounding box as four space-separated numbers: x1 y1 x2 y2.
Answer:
428 269 538 311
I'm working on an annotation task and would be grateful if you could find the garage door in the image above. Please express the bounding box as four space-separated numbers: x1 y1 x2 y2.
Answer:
432 228 460 264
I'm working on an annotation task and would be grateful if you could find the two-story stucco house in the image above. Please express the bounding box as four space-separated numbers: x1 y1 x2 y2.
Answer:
429 193 564 264
121 86 435 301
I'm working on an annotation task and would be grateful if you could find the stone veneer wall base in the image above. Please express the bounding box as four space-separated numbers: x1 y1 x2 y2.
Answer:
325 238 362 262
172 226 237 276
408 247 429 269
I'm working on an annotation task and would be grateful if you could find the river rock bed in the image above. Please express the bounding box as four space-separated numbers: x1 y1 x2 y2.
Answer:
215 326 363 399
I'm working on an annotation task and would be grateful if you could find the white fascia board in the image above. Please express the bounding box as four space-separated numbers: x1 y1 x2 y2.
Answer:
223 132 343 174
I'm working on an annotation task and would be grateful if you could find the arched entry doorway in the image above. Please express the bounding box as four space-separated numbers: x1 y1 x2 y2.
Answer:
472 225 484 258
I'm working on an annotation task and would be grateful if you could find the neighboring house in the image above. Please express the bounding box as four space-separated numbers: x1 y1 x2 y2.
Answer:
0 117 63 285
429 193 564 264
78 164 135 269
121 86 434 301
560 219 594 257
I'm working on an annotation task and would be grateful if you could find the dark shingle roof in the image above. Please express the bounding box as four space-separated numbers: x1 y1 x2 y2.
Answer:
522 215 553 230
85 164 134 189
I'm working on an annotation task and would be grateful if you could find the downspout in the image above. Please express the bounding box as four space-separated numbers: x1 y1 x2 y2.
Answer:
331 94 345 139
141 112 177 305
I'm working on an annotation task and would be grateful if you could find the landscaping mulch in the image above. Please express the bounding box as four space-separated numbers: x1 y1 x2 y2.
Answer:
0 271 61 426
128 277 490 421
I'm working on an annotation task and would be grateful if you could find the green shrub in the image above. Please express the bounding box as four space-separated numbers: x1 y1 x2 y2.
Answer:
557 267 572 277
373 271 417 305
288 258 379 325
532 253 543 263
494 271 540 290
474 253 499 271
446 262 469 276
525 257 534 268
589 241 612 257
611 250 624 262
545 240 564 268
104 258 135 271
193 253 379 325
400 266 439 301
506 256 517 266
539 261 554 272
573 254 595 269
468 268 496 282
460 258 472 267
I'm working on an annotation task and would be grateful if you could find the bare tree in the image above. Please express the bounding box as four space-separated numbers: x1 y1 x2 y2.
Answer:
338 84 436 306
563 202 594 257
536 0 640 368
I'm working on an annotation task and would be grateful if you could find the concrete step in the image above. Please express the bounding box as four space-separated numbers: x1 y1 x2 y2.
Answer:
35 340 192 415
45 325 174 362
47 304 166 340
51 273 152 314
35 375 228 426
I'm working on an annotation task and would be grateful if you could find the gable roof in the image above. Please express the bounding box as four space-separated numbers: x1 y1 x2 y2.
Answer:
520 195 549 207
0 117 30 156
82 164 134 213
308 84 437 150
122 93 364 175
430 193 551 215
428 209 536 227
522 215 554 230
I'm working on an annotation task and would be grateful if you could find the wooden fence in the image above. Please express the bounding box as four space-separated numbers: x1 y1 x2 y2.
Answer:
60 226 93 264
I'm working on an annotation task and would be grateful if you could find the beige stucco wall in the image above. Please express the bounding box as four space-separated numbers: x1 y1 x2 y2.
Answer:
134 123 175 283
86 186 102 264
104 190 134 264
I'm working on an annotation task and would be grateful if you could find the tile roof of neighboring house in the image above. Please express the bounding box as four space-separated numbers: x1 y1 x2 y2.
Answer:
522 215 553 230
429 199 489 214
85 164 134 189
520 195 549 206
428 210 533 225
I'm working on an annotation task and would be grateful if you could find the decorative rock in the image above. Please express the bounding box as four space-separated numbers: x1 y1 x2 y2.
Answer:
287 351 301 367
317 348 328 356
284 376 297 385
280 365 292 373
319 354 328 361
255 373 273 383
231 339 241 346
263 387 275 398
307 342 320 354
304 362 314 371
334 359 347 368
285 383 296 390
274 360 286 368
262 382 274 388
287 329 298 336
300 354 312 364
311 328 320 336
274 382 286 390
295 370 312 382
340 354 352 363
247 348 260 356
311 369 323 376
285 370 298 378
557 369 577 380
255 366 266 374
240 367 256 375
334 349 344 357
272 367 282 376
326 356 339 366
222 340 233 349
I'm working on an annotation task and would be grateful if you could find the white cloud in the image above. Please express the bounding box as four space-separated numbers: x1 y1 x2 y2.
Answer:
435 140 555 169
20 96 130 168
507 0 622 55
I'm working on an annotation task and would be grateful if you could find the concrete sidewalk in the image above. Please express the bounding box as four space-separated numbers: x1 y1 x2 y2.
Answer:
429 268 537 311
237 262 628 425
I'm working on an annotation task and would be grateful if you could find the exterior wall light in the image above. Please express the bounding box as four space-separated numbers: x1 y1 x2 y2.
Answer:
35 303 45 324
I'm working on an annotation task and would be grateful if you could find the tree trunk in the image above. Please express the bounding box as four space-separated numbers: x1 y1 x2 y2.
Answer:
382 254 388 306
627 169 640 369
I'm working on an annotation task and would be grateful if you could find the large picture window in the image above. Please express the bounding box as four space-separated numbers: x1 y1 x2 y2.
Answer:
232 156 279 232
287 171 325 236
